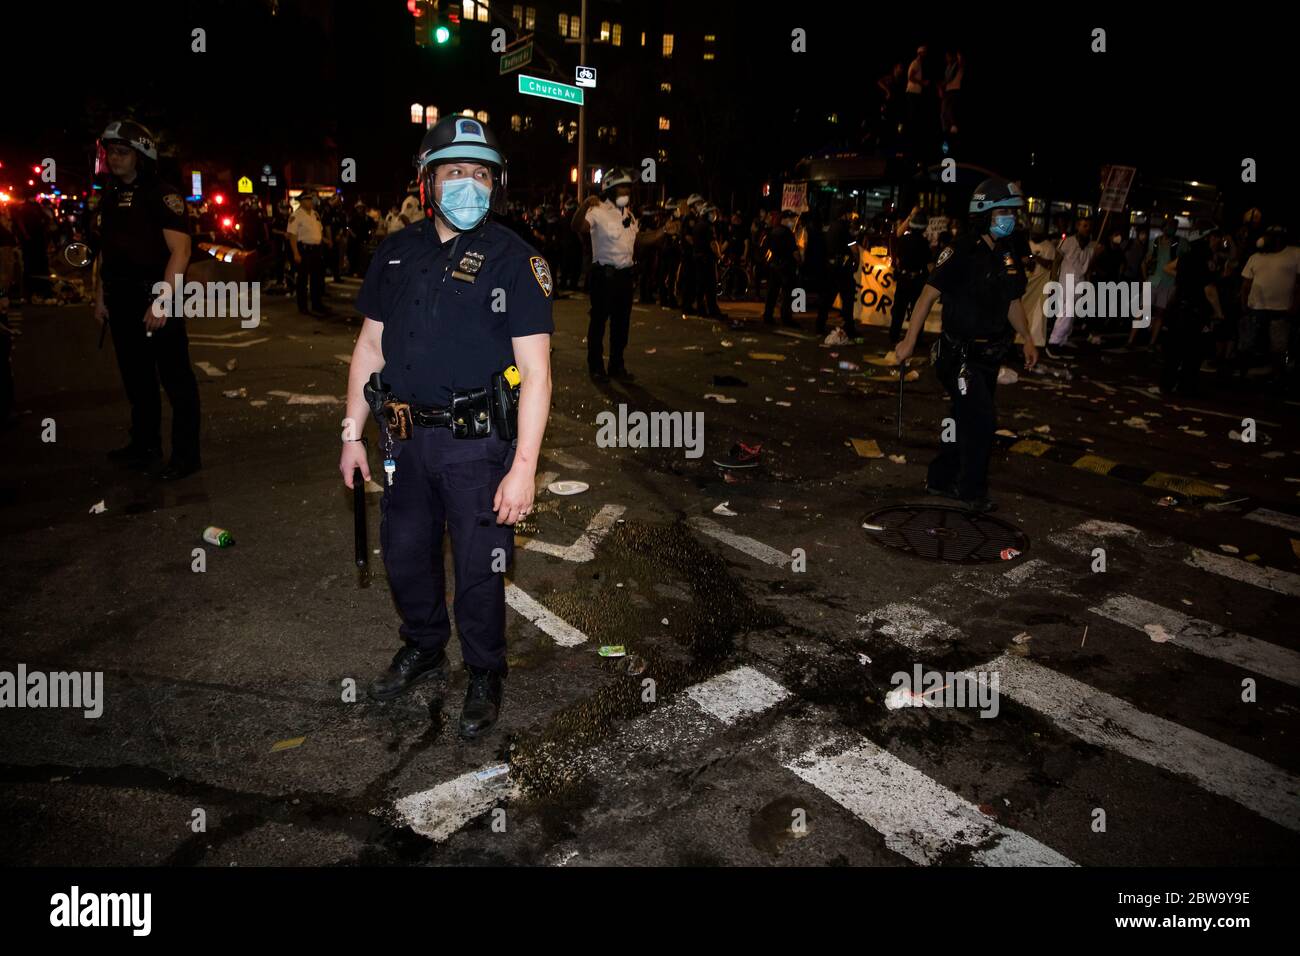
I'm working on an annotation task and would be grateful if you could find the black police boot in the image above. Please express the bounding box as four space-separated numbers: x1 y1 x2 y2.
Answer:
368 646 448 702
107 443 162 469
458 666 504 739
924 480 959 498
158 457 201 481
588 365 609 383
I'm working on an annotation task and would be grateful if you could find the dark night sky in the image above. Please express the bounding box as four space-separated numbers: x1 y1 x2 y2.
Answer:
5 1 1292 221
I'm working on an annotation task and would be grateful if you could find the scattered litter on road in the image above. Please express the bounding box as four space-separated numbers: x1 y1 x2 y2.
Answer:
774 400 792 407
822 328 849 346
994 429 1018 438
1204 497 1248 511
224 358 238 371
1032 424 1051 434
888 454 907 464
286 393 343 405
1012 632 1032 644
625 655 647 676
644 347 657 354
1155 495 1179 507
837 360 860 371
703 393 738 404
997 367 1019 385
1000 548 1020 561
1212 461 1231 469
885 686 935 710
1219 544 1240 554
194 361 226 377
248 399 268 407
720 340 734 347
1262 451 1285 459
1080 437 1095 444
88 500 106 515
202 526 234 547
683 345 703 351
547 480 589 496
858 652 873 665
1179 426 1208 437
850 437 883 459
712 374 748 387
1145 623 1173 644
221 388 248 399
748 352 787 361
474 764 511 783
271 736 306 752
1081 625 1088 648
661 618 669 626
598 645 627 658
1122 416 1152 432
862 522 884 531
712 501 738 516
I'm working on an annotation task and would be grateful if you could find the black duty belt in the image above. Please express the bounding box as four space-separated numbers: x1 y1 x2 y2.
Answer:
411 405 453 428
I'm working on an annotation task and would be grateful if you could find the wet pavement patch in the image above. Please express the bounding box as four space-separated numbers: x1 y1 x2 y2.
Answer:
507 519 783 799
862 505 1030 564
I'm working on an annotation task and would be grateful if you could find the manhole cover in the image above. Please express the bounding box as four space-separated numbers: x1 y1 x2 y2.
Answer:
862 505 1030 564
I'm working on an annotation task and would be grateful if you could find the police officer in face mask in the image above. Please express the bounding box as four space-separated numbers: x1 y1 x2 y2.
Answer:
92 119 202 479
761 210 800 326
573 167 639 380
894 178 1038 512
342 116 554 739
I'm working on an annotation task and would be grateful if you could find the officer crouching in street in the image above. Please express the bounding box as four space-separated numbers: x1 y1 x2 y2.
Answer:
340 116 553 739
92 120 202 479
894 178 1038 512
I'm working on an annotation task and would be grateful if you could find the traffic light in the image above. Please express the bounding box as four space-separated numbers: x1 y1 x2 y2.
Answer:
413 1 460 48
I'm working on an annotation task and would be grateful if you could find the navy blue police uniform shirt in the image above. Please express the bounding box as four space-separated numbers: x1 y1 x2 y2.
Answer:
97 178 189 287
356 217 555 406
926 233 1026 341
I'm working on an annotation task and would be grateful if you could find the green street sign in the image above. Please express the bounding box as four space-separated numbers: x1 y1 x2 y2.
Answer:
517 73 584 106
499 42 533 75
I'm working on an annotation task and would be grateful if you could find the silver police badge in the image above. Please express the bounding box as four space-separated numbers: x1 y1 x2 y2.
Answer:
163 193 185 215
529 256 553 297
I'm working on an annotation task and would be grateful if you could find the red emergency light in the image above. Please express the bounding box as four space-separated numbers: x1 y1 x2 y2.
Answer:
213 193 226 205
222 216 233 228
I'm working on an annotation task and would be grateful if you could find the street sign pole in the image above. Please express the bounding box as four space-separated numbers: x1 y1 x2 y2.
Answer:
576 0 587 202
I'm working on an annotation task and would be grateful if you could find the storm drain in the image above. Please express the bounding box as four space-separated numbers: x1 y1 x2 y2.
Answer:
861 505 1030 564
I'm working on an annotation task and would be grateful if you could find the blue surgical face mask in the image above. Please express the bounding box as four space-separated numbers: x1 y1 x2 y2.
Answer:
438 177 492 231
990 213 1016 239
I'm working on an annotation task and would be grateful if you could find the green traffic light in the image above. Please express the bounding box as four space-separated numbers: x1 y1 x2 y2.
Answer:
434 25 450 44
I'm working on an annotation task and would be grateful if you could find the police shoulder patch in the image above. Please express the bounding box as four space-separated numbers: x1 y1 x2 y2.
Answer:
936 246 954 267
163 193 184 215
529 256 553 297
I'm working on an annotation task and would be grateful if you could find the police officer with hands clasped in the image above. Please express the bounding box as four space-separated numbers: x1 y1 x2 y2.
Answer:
894 178 1038 513
340 116 553 739
93 119 202 480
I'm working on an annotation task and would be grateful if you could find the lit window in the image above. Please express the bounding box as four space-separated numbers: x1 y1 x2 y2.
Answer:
511 114 522 132
657 148 667 163
476 110 489 122
600 21 610 42
598 126 608 138
427 106 439 124
462 108 475 117
523 115 533 130
555 121 565 135
558 12 568 33
660 81 671 92
827 112 838 123
570 15 581 38
704 34 716 43
470 0 489 23
658 116 670 130
610 126 617 139
612 24 622 46
525 7 535 29
703 52 715 61
662 34 674 57
640 31 645 46
512 3 522 26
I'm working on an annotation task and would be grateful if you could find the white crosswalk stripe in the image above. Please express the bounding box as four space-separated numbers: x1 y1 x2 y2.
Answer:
785 738 1075 866
965 653 1300 832
1089 594 1300 688
1184 548 1300 598
1244 508 1300 535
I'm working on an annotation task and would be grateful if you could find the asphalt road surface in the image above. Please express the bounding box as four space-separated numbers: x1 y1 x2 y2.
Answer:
2 277 1298 866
